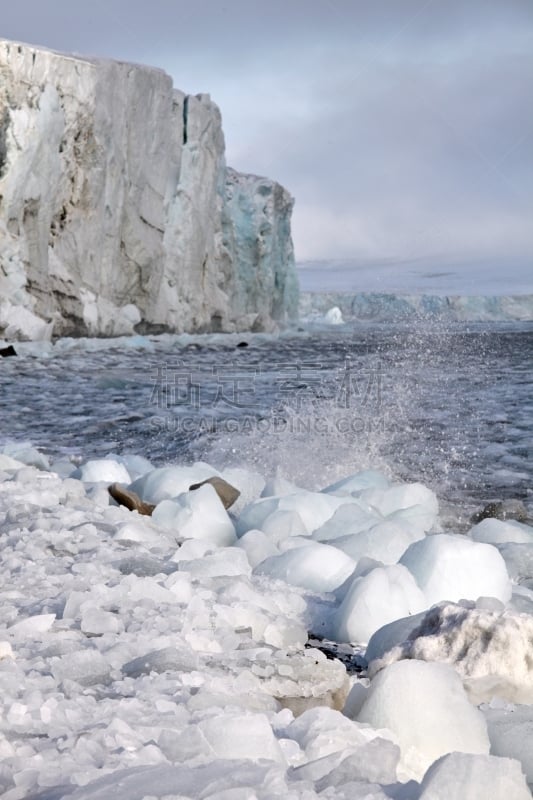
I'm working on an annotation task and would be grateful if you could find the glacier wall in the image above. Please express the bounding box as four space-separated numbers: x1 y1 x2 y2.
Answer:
300 291 533 323
0 40 298 340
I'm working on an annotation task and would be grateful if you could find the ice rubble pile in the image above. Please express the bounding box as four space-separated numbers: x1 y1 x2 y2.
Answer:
0 40 298 341
0 446 532 797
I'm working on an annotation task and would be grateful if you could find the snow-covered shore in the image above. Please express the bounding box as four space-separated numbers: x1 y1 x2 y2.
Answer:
0 446 532 798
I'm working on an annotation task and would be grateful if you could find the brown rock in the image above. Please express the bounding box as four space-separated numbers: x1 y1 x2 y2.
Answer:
471 499 529 525
189 476 240 509
108 483 155 516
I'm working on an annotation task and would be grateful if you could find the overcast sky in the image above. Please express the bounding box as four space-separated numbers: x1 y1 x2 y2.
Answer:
2 0 532 279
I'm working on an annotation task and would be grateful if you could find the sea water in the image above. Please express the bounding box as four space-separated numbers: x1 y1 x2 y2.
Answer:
1 320 532 522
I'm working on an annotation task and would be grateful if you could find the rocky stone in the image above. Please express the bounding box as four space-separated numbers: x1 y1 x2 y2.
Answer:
189 476 240 510
471 500 529 525
108 483 156 516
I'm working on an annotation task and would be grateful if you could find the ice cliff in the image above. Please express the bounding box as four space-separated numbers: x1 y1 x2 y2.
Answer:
300 291 533 323
0 40 298 340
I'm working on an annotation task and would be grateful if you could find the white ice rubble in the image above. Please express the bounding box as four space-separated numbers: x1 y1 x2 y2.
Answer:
0 40 298 340
0 446 532 797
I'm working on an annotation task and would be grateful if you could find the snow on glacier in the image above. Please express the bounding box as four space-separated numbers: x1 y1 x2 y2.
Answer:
0 452 531 797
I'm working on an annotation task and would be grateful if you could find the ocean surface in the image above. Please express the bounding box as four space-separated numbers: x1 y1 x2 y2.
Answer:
1 320 532 525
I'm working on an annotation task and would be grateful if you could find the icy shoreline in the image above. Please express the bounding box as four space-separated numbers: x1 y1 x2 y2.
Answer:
0 446 532 798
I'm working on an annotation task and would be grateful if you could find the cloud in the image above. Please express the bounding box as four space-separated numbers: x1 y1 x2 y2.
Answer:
1 0 532 267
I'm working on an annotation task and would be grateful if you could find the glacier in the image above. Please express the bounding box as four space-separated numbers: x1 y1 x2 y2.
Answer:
0 40 298 340
300 291 533 323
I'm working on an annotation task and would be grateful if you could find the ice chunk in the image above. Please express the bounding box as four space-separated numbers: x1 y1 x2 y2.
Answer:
322 469 390 496
418 752 531 800
511 585 533 615
277 535 319 552
118 576 178 605
170 538 214 562
122 647 198 678
50 457 78 478
2 441 50 470
237 491 348 536
365 611 427 664
129 463 220 504
0 641 14 659
220 466 265 513
51 650 110 687
9 613 55 636
469 517 533 545
330 565 426 643
342 681 369 720
75 458 131 484
314 738 400 788
284 706 392 762
0 453 26 471
323 306 344 325
497 543 533 583
164 572 194 603
261 475 301 497
485 704 533 787
359 483 439 532
108 453 154 481
328 519 424 564
236 496 286 535
62 762 280 800
361 482 438 524
400 533 512 606
152 484 236 546
357 660 490 780
114 520 174 548
236 529 279 568
311 501 383 542
258 653 349 713
368 603 533 704
80 608 123 636
158 726 211 763
254 542 356 593
115 555 176 577
260 509 308 542
198 713 285 763
178 547 251 578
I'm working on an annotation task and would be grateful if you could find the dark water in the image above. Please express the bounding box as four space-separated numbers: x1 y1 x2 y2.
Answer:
1 322 532 519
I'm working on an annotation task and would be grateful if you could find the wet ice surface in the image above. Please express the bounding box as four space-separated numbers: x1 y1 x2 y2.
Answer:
1 322 532 518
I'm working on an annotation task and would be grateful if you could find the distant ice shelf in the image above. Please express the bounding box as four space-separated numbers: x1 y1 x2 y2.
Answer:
299 291 533 323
